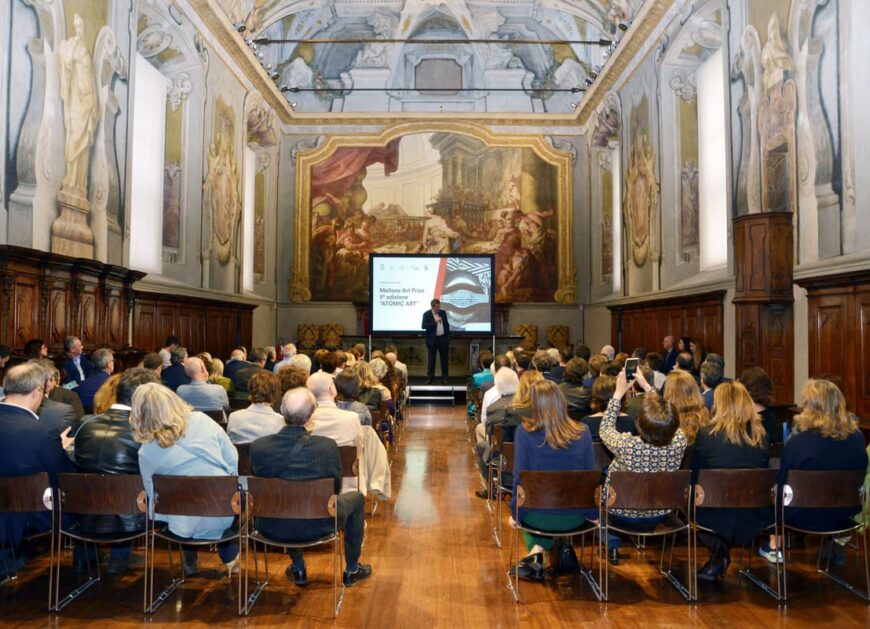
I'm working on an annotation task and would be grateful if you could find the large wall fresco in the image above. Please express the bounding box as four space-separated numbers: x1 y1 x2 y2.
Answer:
297 129 571 304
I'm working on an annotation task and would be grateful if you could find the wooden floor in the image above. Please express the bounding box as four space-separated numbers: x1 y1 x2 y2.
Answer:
2 404 870 627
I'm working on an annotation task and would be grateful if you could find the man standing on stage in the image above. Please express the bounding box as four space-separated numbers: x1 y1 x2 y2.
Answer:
421 299 450 384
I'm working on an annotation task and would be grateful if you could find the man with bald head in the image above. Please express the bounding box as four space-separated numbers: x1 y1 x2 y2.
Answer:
248 387 372 588
306 372 361 449
176 356 230 414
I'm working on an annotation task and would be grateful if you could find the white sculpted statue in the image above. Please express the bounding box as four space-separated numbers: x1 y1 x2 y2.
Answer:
59 14 99 197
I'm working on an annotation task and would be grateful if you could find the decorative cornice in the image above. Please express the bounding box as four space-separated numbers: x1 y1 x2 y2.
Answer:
576 0 679 126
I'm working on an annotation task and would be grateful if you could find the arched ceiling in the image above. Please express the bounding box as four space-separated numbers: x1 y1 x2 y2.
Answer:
215 0 643 114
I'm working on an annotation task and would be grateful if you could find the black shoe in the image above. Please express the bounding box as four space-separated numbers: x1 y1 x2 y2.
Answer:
342 564 372 586
820 540 847 567
551 542 579 574
182 551 199 576
509 552 544 581
286 565 308 587
608 548 620 566
106 553 143 576
697 555 730 582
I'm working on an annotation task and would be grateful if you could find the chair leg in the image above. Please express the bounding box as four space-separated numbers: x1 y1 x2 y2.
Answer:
146 540 184 614
818 530 870 601
50 539 103 612
507 522 519 603
657 533 693 602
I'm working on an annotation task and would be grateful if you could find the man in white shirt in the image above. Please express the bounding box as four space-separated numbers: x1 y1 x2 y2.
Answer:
176 357 230 414
158 336 179 368
306 372 361 449
272 342 297 374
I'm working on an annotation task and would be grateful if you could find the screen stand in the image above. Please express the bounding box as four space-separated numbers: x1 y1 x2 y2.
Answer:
368 335 372 360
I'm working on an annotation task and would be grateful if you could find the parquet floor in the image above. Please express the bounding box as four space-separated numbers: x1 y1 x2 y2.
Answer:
2 404 869 627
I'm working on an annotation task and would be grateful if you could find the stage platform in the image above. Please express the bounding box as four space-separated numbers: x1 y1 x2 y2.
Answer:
407 376 468 405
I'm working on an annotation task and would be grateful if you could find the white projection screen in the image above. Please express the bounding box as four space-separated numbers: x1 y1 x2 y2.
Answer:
369 254 494 335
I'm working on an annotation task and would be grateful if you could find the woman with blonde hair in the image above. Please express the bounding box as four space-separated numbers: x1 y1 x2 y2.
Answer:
348 360 387 412
692 382 771 581
92 372 122 414
662 370 709 445
205 356 235 394
779 379 867 534
130 383 240 577
502 369 544 427
508 380 595 580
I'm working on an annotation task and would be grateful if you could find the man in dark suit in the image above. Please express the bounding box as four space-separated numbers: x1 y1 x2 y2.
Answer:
160 347 191 392
249 387 371 587
662 335 678 374
223 348 252 385
30 359 77 435
421 298 450 384
76 348 115 412
61 335 93 386
233 348 266 393
0 363 74 572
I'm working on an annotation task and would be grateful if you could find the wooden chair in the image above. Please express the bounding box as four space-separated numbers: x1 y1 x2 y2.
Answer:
778 469 869 601
339 445 360 492
493 438 515 549
604 470 694 601
592 442 613 470
229 395 249 411
236 443 253 477
509 470 604 603
242 477 342 617
51 474 149 611
692 468 779 600
145 475 243 614
0 473 53 597
202 409 227 426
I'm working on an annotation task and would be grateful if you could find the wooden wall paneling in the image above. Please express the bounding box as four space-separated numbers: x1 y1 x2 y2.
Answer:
762 303 794 404
133 301 157 354
858 287 870 419
13 275 40 349
240 307 253 352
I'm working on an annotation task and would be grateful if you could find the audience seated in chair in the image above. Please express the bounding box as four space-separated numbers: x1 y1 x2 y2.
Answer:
348 361 389 413
508 380 597 580
581 376 634 441
699 361 723 411
778 379 867 561
61 335 93 386
369 358 397 416
248 387 372 588
601 368 687 564
741 366 779 446
533 350 561 384
0 363 75 574
306 372 362 452
177 356 230 414
223 348 252 385
161 347 191 392
142 352 163 377
77 348 115 412
271 343 297 374
227 371 284 444
73 368 161 574
334 373 373 426
662 370 710 446
472 352 494 388
692 382 772 582
474 367 520 497
559 358 591 416
233 349 267 393
30 359 77 436
130 383 240 577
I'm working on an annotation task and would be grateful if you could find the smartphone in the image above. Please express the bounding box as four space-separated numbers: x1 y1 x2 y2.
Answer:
625 357 639 380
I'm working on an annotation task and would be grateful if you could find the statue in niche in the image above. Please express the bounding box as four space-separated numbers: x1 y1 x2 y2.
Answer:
623 134 658 267
732 25 763 214
163 163 181 249
680 160 699 248
761 14 793 93
355 13 397 68
59 14 99 199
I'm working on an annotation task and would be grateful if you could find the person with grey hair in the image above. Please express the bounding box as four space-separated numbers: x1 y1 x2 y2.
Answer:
77 347 115 411
272 342 298 374
161 346 191 392
62 335 93 386
29 358 77 435
248 387 372 588
533 350 560 384
288 352 312 374
700 360 724 410
176 356 230 414
0 363 75 572
600 345 616 362
474 366 521 499
306 372 361 450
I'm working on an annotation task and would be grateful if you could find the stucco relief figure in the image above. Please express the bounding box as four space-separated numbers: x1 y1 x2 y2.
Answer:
761 14 793 92
163 163 181 249
680 160 699 248
246 97 277 146
355 13 397 68
623 134 658 267
204 100 241 265
732 25 764 214
59 14 99 198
